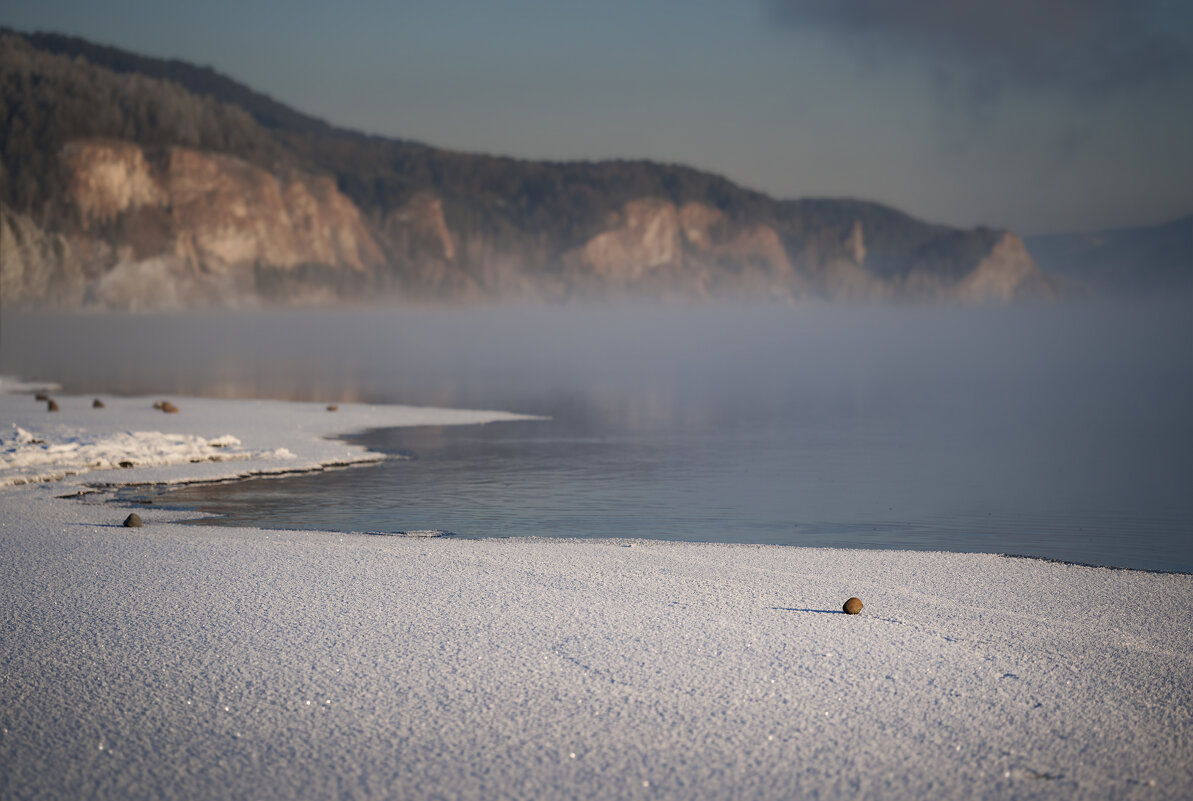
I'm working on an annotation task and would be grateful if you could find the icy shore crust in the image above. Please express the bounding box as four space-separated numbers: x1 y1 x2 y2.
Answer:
1 384 1191 799
0 384 535 487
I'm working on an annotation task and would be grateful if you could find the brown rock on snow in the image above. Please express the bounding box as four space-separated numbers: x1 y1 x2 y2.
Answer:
843 597 863 615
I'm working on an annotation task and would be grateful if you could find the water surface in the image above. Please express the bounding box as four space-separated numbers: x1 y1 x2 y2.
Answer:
4 301 1190 570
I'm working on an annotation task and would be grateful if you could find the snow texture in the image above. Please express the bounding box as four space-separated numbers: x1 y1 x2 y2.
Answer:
1 381 1190 800
0 426 285 486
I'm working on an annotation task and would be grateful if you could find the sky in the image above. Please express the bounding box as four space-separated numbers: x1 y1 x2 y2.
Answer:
3 0 1192 235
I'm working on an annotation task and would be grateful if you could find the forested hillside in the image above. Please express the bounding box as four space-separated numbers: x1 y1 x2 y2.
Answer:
0 29 1054 308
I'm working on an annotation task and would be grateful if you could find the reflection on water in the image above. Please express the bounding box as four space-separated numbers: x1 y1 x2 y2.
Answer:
4 301 1191 571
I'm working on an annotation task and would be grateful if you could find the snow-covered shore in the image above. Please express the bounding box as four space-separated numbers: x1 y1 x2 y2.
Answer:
1 382 1191 800
0 376 537 488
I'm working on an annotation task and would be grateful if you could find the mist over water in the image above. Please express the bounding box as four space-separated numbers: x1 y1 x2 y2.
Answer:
3 300 1191 570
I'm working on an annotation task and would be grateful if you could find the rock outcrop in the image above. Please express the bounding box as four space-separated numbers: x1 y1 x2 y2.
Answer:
559 199 804 299
0 205 83 307
69 141 385 275
384 193 456 263
955 233 1049 302
61 140 164 228
843 220 866 266
564 198 683 288
5 139 386 308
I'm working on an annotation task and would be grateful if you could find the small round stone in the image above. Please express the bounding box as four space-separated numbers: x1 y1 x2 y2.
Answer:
326 404 339 412
123 513 143 528
47 399 59 412
842 597 863 615
93 398 105 409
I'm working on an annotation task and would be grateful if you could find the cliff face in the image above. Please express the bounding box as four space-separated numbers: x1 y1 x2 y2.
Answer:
556 199 801 298
63 140 381 272
954 233 1049 302
564 199 683 287
1 206 81 307
164 147 382 273
5 139 385 308
62 140 164 227
0 30 1055 308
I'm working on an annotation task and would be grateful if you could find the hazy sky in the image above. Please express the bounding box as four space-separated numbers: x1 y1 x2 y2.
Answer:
4 0 1191 234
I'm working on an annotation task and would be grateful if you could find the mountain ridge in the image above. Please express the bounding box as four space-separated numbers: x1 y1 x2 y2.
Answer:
1 29 1056 308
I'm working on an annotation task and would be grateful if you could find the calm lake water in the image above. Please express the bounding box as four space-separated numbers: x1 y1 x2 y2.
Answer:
3 301 1191 571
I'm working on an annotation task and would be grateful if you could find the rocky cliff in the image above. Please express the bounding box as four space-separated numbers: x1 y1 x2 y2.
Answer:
5 138 384 309
0 30 1055 308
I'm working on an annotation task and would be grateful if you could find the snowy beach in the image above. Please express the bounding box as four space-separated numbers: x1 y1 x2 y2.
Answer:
1 383 1191 800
